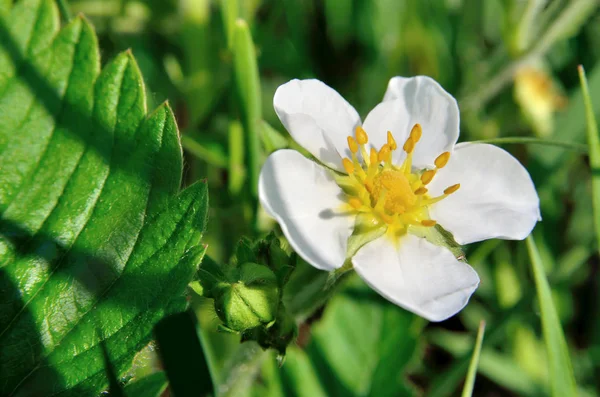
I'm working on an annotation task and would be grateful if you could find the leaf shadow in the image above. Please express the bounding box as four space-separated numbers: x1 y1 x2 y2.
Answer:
0 268 63 397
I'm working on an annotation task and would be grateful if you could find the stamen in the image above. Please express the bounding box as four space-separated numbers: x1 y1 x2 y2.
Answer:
338 122 460 239
349 198 363 210
342 158 355 174
374 189 387 212
410 124 422 142
387 131 397 150
420 170 436 185
434 152 450 168
444 183 460 194
370 148 379 166
403 137 415 153
356 126 368 145
347 136 358 153
378 144 391 162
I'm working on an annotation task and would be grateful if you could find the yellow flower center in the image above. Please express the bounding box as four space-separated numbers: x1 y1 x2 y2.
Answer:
371 170 416 214
339 124 459 238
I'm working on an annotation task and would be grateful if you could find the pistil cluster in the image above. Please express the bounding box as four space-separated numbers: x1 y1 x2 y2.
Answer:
338 124 460 238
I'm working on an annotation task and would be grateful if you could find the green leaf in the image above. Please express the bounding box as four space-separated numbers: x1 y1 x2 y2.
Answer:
123 372 168 397
526 236 577 396
0 1 209 395
273 279 423 397
461 321 486 397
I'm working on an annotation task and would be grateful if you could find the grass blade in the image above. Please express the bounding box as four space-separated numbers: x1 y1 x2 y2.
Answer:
233 19 262 203
579 65 600 250
461 321 486 397
526 236 577 396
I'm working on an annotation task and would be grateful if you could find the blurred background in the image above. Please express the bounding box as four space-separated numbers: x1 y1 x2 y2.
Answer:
69 0 600 395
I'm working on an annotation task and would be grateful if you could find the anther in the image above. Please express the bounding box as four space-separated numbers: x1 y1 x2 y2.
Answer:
387 131 397 150
349 198 362 210
347 136 358 153
421 220 437 227
414 187 428 195
410 124 422 142
356 126 368 145
403 137 415 153
444 183 460 194
434 152 450 169
342 158 355 174
370 148 379 166
378 144 391 162
420 170 436 185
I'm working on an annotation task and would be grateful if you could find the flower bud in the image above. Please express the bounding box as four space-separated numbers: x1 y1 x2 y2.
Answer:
213 262 280 332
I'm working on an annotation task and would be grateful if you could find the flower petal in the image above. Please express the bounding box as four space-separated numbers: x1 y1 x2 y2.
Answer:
382 76 460 168
352 234 479 322
273 79 361 171
428 143 541 245
259 149 355 270
362 99 411 165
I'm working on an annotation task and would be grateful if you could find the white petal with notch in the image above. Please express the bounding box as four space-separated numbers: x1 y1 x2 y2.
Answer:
382 76 459 168
352 234 479 322
274 79 361 171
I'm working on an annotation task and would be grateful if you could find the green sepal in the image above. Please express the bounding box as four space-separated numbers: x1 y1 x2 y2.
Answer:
233 237 257 266
345 213 387 259
410 224 466 261
240 304 297 356
255 232 297 287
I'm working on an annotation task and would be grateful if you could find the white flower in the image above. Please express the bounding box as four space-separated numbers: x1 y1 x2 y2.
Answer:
259 76 540 321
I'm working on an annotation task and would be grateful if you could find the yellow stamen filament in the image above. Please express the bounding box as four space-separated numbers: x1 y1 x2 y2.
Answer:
409 123 422 142
356 126 368 144
347 136 358 153
349 198 363 210
421 170 436 185
387 131 397 150
339 124 460 239
434 152 450 168
342 158 355 174
444 183 460 194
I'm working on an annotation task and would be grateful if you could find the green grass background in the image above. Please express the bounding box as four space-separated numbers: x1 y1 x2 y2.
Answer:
67 0 600 395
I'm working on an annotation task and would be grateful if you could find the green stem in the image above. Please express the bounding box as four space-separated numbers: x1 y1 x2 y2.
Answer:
461 321 486 397
461 0 598 111
56 0 72 22
473 137 588 152
181 134 229 168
